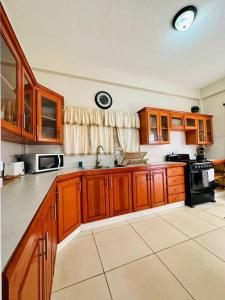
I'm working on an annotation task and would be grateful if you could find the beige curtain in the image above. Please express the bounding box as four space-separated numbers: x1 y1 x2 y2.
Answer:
63 106 140 155
90 126 114 154
63 124 89 155
117 128 140 152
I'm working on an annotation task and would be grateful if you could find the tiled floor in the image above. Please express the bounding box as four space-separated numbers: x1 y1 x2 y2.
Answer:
52 193 225 300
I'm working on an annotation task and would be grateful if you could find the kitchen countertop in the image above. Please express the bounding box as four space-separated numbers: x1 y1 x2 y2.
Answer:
2 162 186 270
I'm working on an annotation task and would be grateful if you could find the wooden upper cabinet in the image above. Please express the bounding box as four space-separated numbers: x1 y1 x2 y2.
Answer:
150 168 167 207
170 112 184 131
132 171 151 211
109 172 133 217
186 116 213 145
205 117 213 144
21 66 36 141
0 25 22 135
184 114 197 130
139 108 170 145
57 177 81 242
37 85 63 144
82 174 110 223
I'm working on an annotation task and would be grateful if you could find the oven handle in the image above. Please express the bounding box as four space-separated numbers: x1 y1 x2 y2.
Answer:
190 168 214 174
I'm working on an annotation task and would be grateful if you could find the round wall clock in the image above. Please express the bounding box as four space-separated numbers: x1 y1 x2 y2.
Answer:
95 91 112 109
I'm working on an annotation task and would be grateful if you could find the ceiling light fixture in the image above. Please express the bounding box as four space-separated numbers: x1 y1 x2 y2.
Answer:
172 5 197 31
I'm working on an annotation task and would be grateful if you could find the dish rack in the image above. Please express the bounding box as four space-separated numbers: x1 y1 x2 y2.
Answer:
121 152 148 165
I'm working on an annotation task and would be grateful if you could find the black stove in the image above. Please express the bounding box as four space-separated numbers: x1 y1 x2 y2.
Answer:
166 154 216 207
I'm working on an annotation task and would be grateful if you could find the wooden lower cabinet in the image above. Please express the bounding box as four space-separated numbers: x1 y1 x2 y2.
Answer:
57 177 81 242
82 174 110 223
3 185 57 300
109 172 132 217
132 171 151 211
150 169 167 207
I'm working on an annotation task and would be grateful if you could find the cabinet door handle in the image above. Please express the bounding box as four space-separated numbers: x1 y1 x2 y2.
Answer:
54 201 57 220
39 232 48 259
105 178 108 187
23 112 25 129
109 177 113 187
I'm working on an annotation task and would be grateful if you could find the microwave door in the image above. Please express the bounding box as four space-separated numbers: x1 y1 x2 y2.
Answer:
38 155 59 171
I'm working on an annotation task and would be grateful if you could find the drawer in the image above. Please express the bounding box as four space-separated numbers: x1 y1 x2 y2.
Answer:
167 167 184 177
168 184 185 195
168 176 184 186
168 193 185 203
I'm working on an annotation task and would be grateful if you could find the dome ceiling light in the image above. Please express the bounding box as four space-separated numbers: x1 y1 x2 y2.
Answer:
172 5 197 31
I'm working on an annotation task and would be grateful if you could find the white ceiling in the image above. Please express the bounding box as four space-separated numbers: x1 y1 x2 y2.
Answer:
3 0 225 93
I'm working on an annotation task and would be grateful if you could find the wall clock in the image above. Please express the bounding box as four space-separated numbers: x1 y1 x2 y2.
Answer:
95 91 112 109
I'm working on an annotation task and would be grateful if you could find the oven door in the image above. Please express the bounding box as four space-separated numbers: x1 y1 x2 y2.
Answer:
38 155 60 171
190 169 215 194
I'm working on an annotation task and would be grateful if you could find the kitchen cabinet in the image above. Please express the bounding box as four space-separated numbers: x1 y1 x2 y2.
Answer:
184 114 197 130
57 177 81 242
0 19 22 136
138 108 170 144
3 184 57 300
170 112 184 131
150 168 167 207
186 116 213 145
21 66 36 141
0 4 63 144
167 167 185 204
109 172 132 217
37 85 63 144
82 174 110 223
132 171 151 211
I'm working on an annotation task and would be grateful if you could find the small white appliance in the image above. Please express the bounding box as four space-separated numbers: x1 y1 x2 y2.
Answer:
4 161 25 176
21 153 64 173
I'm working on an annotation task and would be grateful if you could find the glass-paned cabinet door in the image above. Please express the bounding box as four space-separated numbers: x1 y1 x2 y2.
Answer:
149 112 159 143
198 119 205 143
185 115 197 130
0 32 21 133
205 118 213 144
22 70 35 140
170 113 184 130
160 114 170 143
37 88 63 143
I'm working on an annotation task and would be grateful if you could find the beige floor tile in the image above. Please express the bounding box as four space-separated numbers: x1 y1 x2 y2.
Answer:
51 275 111 300
158 240 225 300
52 235 103 291
204 204 225 219
94 225 151 271
106 254 192 300
128 213 158 224
161 210 216 237
187 208 225 227
131 217 189 251
195 228 225 261
157 206 188 216
92 221 128 233
195 201 220 210
77 229 93 238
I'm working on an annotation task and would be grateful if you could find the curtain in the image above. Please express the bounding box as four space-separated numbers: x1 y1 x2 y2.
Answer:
63 106 140 155
117 128 140 152
63 124 89 155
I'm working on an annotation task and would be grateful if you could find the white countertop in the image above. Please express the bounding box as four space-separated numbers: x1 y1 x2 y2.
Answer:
2 162 184 270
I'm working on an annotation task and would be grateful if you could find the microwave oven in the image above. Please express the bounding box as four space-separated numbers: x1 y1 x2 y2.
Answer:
21 153 64 173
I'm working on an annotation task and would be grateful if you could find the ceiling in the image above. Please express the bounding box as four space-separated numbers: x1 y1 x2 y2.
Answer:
3 0 225 93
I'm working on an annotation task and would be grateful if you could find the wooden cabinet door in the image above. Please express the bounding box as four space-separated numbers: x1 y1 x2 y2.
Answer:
132 171 151 211
82 174 109 223
159 112 170 143
3 221 44 300
170 112 184 131
0 23 22 135
147 110 160 144
205 117 213 144
37 85 63 144
150 169 167 207
57 177 81 242
197 117 206 144
109 172 133 217
21 66 36 141
184 114 197 130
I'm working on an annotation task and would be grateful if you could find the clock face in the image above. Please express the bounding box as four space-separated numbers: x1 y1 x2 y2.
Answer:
95 91 112 109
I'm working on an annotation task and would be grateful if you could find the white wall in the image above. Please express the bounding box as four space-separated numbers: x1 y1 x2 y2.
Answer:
201 78 225 159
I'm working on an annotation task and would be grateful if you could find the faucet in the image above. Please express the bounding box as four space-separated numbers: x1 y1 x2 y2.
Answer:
96 145 104 168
